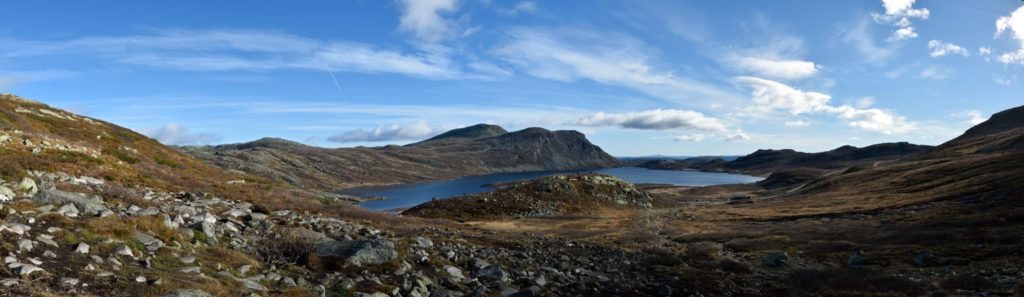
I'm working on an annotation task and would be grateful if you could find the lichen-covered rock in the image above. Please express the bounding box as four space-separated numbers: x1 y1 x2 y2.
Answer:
31 189 107 216
316 239 397 266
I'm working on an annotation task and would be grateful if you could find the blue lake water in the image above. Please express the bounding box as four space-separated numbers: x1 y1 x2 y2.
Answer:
343 167 763 211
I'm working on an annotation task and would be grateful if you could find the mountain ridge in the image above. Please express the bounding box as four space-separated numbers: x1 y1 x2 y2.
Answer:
180 124 622 190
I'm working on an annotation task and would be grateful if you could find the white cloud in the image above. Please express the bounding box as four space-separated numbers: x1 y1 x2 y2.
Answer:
730 57 819 80
887 26 918 41
669 134 711 142
734 76 833 115
830 105 917 134
841 18 897 63
915 66 952 80
979 47 992 55
854 96 876 109
993 74 1014 85
994 6 1024 65
872 0 929 42
326 120 443 143
0 29 496 80
953 110 988 125
880 0 930 18
927 40 969 57
736 76 917 135
493 27 736 104
725 130 750 141
499 1 537 15
784 120 810 127
572 109 729 131
137 124 220 145
396 0 460 43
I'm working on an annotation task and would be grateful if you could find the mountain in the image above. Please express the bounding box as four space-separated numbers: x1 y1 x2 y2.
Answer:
692 142 932 175
180 125 622 190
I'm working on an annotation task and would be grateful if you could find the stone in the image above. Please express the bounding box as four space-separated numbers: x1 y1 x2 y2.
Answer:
179 256 197 264
31 189 108 216
0 186 15 199
163 289 215 297
14 264 44 276
222 208 250 218
658 285 672 296
36 234 59 247
136 232 164 251
475 265 509 282
763 252 789 267
114 245 134 258
444 265 465 280
237 278 269 291
75 243 90 254
135 276 146 283
237 264 252 274
530 275 546 287
847 251 866 266
914 253 933 267
178 266 202 274
415 236 434 248
56 204 79 215
43 250 57 258
0 279 18 287
316 239 397 267
61 277 79 286
18 178 37 195
17 239 34 251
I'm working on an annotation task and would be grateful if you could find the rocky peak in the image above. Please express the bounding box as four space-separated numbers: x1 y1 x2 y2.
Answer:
421 124 508 142
951 105 1024 142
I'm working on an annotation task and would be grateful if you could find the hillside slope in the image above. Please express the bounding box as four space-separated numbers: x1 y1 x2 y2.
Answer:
180 124 622 190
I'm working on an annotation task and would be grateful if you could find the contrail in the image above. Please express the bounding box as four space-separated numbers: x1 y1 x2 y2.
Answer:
324 64 347 100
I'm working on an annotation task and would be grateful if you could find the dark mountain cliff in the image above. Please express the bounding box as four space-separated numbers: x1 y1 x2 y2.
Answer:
180 125 622 190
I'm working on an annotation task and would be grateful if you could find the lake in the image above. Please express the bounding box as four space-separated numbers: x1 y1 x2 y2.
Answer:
343 167 763 211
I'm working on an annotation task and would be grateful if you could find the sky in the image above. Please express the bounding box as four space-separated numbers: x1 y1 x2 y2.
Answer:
0 0 1022 156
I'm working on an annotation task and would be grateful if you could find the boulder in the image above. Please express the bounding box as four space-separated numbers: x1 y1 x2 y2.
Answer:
18 178 37 195
474 265 509 282
316 239 397 266
31 189 107 216
847 251 866 266
163 289 215 297
763 252 789 267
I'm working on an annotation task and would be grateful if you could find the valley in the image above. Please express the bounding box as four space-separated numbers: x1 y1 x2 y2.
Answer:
0 93 1021 297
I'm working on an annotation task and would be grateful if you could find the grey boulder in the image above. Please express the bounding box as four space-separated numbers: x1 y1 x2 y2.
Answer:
31 189 108 216
316 239 397 267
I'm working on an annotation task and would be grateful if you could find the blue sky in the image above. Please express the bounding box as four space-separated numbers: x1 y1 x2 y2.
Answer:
1 0 1022 156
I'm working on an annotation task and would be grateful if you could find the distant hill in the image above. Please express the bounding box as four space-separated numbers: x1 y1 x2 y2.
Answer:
180 125 622 190
681 142 930 176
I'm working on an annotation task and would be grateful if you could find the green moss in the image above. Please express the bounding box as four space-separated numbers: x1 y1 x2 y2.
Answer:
153 156 180 168
103 148 141 164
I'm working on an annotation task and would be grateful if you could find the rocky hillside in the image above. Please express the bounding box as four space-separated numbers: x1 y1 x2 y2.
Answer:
180 124 622 190
403 173 653 220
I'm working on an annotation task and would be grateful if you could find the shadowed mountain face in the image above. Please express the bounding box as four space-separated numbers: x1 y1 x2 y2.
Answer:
180 124 622 190
693 142 933 175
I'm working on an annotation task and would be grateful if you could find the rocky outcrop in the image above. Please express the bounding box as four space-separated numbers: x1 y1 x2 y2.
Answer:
179 125 622 191
403 173 652 220
31 189 109 216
